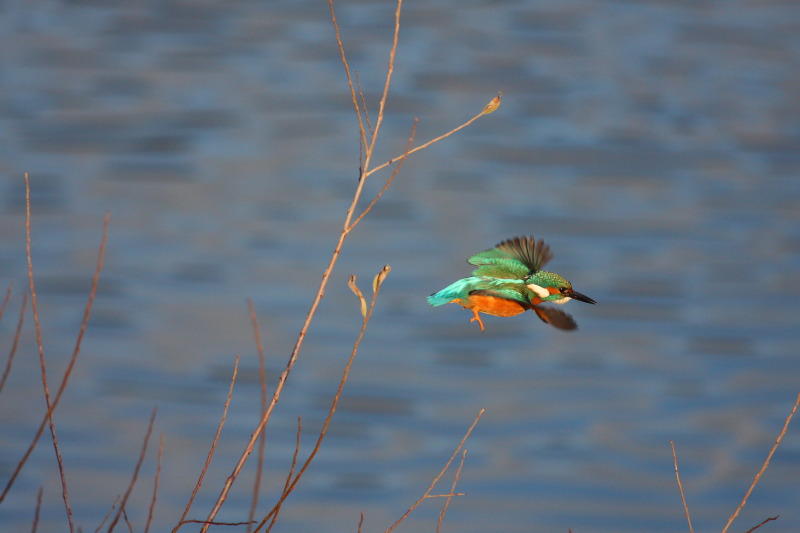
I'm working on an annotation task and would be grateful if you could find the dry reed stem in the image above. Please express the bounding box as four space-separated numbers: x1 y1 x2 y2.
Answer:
24 172 75 533
670 441 694 533
107 407 157 532
264 416 302 533
144 434 164 533
173 355 240 532
436 449 467 533
744 515 779 533
31 485 43 533
385 409 484 533
246 300 269 533
2 206 108 504
94 496 120 533
721 393 800 533
255 271 390 533
0 290 26 396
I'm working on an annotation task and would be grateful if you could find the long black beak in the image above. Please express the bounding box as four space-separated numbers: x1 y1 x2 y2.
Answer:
567 289 596 304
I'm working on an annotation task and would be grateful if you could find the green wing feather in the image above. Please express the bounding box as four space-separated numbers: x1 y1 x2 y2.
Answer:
467 278 531 306
468 236 552 280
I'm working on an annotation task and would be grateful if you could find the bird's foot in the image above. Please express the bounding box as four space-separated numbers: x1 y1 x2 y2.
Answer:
469 311 485 332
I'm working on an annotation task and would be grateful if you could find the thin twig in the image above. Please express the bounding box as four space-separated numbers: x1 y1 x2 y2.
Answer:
144 434 164 533
246 300 269 533
436 449 467 533
24 172 75 533
347 119 416 233
365 109 488 179
0 291 26 396
172 355 240 533
364 0 402 160
122 509 133 533
385 409 484 533
107 407 157 533
355 72 373 136
744 515 780 533
721 393 800 533
328 0 367 155
357 512 364 533
0 282 11 322
2 208 108 504
670 441 694 533
179 520 256 527
264 416 302 533
257 271 390 533
31 486 43 533
94 496 120 533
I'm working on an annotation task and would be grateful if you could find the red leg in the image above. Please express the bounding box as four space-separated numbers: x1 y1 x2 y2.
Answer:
469 310 485 331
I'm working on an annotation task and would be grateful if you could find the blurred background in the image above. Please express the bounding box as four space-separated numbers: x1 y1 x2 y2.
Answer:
1 1 799 531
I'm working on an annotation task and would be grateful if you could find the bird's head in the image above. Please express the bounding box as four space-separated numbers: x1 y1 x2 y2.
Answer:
526 271 596 305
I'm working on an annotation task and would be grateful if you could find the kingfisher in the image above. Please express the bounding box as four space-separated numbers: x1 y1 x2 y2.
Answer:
427 236 596 331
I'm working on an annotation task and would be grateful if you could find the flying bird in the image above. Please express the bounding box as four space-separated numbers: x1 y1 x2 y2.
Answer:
427 236 595 331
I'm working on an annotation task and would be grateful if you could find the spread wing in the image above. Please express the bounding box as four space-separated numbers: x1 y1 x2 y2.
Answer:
468 236 552 280
532 306 578 330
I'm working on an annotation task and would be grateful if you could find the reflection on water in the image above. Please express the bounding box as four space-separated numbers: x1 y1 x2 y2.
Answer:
1 1 799 532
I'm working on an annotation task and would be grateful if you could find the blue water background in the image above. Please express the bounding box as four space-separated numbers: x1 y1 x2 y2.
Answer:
1 1 799 532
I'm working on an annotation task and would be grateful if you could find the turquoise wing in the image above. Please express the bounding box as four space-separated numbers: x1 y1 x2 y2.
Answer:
467 236 552 279
427 277 481 306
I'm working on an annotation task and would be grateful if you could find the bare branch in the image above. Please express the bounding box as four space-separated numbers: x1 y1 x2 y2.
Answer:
670 441 694 533
744 515 780 533
107 408 157 532
721 393 800 533
436 450 467 533
256 267 392 533
173 356 240 533
144 434 164 533
25 172 74 532
385 409 484 533
247 300 269 533
348 120 417 233
0 291 26 396
3 205 108 505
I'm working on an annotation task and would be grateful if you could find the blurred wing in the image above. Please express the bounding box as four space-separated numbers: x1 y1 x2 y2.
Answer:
532 306 578 330
468 236 552 279
495 236 552 272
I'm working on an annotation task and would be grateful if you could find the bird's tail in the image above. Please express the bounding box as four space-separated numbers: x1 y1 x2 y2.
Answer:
427 281 467 306
427 291 456 307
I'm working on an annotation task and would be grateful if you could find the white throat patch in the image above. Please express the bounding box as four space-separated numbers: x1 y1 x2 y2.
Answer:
526 283 550 299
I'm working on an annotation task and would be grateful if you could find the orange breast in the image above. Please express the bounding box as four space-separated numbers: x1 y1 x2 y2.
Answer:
460 294 528 317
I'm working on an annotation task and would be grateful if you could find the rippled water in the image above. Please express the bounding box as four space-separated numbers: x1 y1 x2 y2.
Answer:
1 1 799 532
